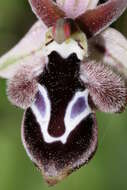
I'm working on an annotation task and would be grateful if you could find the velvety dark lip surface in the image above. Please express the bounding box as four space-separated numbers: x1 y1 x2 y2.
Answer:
22 51 98 183
38 51 85 137
23 109 97 173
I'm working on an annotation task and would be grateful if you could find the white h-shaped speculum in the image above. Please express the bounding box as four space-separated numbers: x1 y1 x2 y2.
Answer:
31 84 92 144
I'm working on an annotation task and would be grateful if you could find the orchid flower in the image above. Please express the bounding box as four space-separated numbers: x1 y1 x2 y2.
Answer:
0 0 127 186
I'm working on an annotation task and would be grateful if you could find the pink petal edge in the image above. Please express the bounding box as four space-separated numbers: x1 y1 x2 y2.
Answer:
0 21 47 79
56 0 99 18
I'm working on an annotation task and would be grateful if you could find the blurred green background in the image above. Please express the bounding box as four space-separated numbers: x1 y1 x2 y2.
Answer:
0 1 127 190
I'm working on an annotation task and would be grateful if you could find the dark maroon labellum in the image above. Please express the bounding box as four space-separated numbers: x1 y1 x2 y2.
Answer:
22 51 98 185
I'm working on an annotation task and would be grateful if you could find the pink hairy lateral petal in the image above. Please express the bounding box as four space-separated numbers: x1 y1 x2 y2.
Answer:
29 0 65 27
80 61 127 113
76 0 127 38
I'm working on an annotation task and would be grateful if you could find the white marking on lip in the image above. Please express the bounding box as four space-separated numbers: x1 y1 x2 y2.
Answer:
31 85 92 144
64 90 92 143
43 39 85 60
